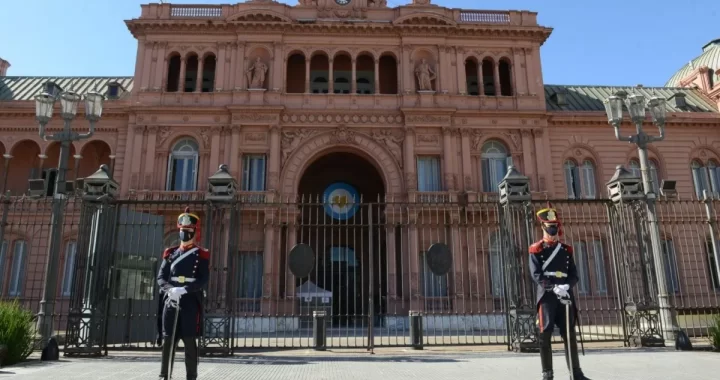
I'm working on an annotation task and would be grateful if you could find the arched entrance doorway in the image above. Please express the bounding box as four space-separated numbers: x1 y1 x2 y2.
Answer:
296 151 386 328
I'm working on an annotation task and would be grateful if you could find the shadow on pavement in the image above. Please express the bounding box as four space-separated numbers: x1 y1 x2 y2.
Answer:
99 354 464 365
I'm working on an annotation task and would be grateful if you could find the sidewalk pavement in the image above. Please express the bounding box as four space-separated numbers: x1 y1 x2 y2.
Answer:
2 347 719 379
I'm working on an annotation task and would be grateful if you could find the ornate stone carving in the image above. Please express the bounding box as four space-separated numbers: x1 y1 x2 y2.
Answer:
442 126 459 136
281 128 317 165
417 134 439 144
405 115 450 125
267 171 279 190
405 172 418 191
329 126 356 145
533 128 543 138
444 173 455 191
199 128 210 148
464 175 473 191
414 58 436 91
148 126 158 133
134 126 145 133
372 130 404 167
236 113 278 123
503 130 521 150
245 133 267 142
246 57 268 89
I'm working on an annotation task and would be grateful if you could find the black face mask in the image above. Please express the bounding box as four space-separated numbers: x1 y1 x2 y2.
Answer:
179 229 195 243
543 225 559 236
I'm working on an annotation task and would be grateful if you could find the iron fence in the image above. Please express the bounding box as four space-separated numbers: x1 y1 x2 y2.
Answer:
0 194 718 354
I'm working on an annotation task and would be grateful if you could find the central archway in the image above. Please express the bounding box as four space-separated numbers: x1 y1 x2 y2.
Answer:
295 151 387 329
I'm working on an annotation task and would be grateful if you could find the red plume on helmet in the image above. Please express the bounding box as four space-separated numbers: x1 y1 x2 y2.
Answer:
536 201 563 237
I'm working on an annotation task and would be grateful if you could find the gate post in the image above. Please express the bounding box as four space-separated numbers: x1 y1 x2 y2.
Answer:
497 166 535 352
606 165 667 347
64 165 119 356
200 164 238 356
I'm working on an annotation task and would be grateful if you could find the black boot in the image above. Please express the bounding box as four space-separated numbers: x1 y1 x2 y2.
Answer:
183 337 199 380
158 337 174 379
539 333 553 379
572 369 591 380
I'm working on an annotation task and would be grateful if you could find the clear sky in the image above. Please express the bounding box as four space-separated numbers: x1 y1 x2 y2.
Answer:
1 0 717 87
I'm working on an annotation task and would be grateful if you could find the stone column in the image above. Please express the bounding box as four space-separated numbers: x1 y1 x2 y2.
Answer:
196 58 204 92
144 126 158 190
407 211 421 310
442 126 456 190
140 42 153 91
477 60 484 96
374 58 380 94
532 128 547 192
456 48 466 95
178 57 187 92
230 126 241 179
520 129 535 189
460 129 473 191
351 58 357 94
403 126 416 191
272 43 282 91
120 124 136 194
134 39 147 91
216 43 227 91
328 59 334 94
402 46 412 93
304 56 311 93
267 125 281 192
130 125 146 189
156 43 168 91
493 61 501 96
228 43 237 90
209 126 222 174
235 43 245 90
436 45 445 92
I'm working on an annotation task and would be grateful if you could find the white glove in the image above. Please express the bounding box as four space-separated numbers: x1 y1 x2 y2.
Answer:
169 287 187 298
553 284 570 298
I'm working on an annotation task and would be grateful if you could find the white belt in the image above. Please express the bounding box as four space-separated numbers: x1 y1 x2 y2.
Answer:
543 271 568 278
171 276 196 283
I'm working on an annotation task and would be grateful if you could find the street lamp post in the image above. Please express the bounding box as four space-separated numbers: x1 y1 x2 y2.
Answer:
34 89 105 350
603 91 678 343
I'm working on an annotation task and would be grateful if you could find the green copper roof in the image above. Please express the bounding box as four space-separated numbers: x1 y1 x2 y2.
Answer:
0 76 133 102
545 85 718 113
665 39 720 87
0 76 716 114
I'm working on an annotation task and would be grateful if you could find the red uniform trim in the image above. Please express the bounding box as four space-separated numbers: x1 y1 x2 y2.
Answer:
538 306 544 333
563 243 573 255
529 241 543 254
162 247 177 259
198 247 210 260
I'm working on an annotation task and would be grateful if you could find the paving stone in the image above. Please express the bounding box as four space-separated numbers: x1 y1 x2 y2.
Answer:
3 348 719 379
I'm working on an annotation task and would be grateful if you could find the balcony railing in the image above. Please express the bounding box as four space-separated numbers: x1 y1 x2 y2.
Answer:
170 5 223 18
458 11 511 24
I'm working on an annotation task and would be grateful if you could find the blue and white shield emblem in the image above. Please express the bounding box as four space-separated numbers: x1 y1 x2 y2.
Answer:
323 182 360 220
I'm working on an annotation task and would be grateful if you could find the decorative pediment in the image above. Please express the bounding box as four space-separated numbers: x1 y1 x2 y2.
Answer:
394 13 456 26
227 10 293 23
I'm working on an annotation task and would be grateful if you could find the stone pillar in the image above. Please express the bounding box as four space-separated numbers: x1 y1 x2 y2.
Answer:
144 126 158 190
442 127 456 190
140 42 153 91
272 43 282 91
134 39 147 91
374 58 380 94
209 126 222 176
403 126 416 191
178 57 187 92
351 58 357 94
156 42 167 91
130 125 146 189
520 130 535 190
460 129 473 191
407 211 421 310
262 211 277 314
216 43 227 91
305 57 311 93
436 45 445 92
328 59 334 94
235 43 245 90
493 61 501 96
456 48 466 95
532 128 548 193
402 46 412 93
477 60 484 96
229 126 241 179
196 58 204 92
120 124 136 194
228 43 237 90
267 125 281 192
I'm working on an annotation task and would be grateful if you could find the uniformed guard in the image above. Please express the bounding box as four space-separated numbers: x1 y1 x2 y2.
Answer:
529 205 591 380
157 207 210 380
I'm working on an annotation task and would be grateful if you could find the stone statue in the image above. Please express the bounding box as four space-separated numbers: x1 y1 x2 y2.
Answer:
414 58 436 91
246 57 268 89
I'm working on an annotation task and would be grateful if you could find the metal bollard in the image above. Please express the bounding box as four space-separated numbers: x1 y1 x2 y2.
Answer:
409 310 423 350
313 311 327 351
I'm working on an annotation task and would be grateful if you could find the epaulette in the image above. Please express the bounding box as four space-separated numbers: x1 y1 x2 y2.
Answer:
529 240 544 254
562 243 573 255
162 246 179 259
198 247 211 260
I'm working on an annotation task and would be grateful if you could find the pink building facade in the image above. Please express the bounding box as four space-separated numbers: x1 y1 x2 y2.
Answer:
1 1 720 350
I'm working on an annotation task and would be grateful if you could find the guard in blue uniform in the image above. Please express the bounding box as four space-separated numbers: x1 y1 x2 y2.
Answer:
529 206 591 380
157 208 210 380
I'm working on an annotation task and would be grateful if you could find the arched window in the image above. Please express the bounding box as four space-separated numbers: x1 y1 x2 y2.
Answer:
691 160 720 198
629 159 661 193
166 139 199 191
481 141 510 192
564 159 596 199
